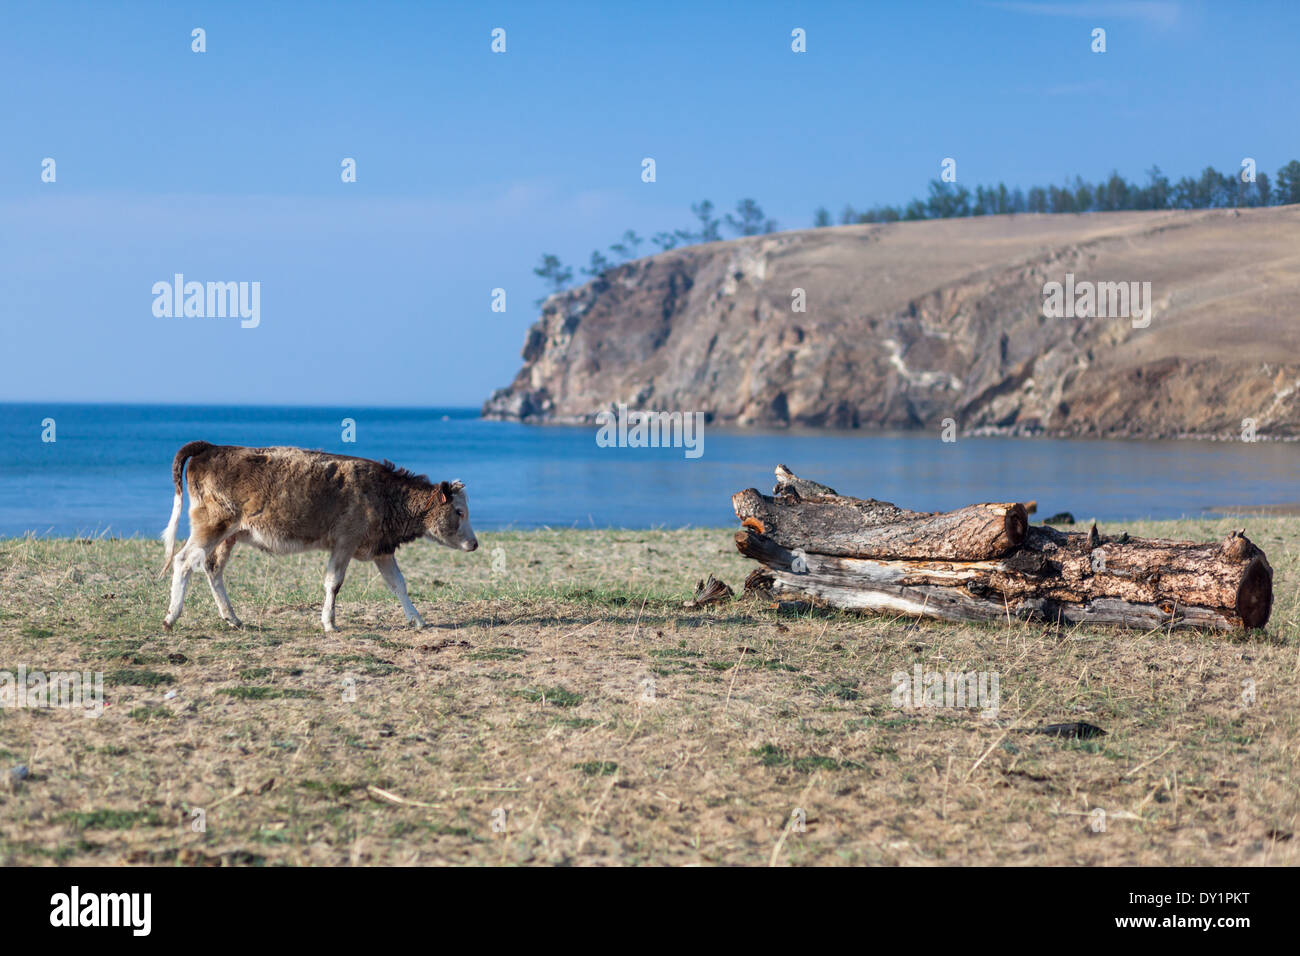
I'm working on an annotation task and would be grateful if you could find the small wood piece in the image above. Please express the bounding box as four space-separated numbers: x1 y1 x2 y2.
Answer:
683 574 734 608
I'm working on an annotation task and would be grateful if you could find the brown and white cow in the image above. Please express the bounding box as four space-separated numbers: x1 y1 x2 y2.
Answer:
159 441 477 632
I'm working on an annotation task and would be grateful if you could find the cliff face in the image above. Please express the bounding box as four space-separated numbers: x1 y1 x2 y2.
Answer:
483 207 1300 438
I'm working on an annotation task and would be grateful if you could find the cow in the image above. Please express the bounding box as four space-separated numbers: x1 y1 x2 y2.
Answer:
159 441 477 632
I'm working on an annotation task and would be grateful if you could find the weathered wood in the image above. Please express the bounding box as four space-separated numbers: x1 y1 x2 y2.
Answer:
736 523 1272 631
732 488 1027 561
773 463 837 498
733 467 1272 630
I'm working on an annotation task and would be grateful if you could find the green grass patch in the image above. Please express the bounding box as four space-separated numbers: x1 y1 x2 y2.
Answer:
553 716 599 729
128 705 173 721
516 686 584 707
61 809 163 830
574 760 619 776
751 743 864 772
819 679 861 701
468 647 529 661
297 779 364 799
217 686 322 701
105 668 174 687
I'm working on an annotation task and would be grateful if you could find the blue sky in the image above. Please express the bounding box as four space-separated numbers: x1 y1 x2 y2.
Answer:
1 0 1296 406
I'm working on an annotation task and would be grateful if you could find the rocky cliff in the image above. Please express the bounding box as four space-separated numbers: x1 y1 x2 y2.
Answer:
483 207 1300 438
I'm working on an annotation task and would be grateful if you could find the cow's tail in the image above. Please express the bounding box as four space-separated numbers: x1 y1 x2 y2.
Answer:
159 441 213 577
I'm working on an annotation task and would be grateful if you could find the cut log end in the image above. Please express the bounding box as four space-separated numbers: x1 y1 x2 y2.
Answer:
1002 503 1028 551
1236 555 1273 629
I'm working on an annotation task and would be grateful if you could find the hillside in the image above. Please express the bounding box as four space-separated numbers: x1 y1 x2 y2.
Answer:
483 207 1300 438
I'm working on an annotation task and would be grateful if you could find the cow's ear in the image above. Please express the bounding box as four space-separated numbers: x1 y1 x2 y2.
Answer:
436 481 451 505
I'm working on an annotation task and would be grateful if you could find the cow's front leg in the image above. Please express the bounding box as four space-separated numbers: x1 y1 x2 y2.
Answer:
321 546 353 632
374 553 426 628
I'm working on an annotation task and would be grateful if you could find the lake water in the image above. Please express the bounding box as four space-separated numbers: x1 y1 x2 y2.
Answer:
0 402 1297 538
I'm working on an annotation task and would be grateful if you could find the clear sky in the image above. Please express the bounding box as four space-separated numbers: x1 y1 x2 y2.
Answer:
2 0 1296 406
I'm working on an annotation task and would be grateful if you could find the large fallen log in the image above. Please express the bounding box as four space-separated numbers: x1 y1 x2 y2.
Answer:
733 468 1273 631
731 489 1028 561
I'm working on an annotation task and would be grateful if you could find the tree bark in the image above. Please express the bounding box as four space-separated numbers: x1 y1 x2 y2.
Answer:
731 488 1027 561
736 524 1272 630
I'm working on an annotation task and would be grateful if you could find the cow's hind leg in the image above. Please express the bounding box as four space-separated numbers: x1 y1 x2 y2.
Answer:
163 520 235 630
374 553 426 628
204 532 244 627
321 544 353 632
162 543 196 630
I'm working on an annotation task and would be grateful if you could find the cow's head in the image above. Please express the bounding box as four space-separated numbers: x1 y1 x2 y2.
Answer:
425 480 478 552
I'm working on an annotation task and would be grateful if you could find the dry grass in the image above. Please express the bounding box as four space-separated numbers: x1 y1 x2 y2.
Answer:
0 517 1298 866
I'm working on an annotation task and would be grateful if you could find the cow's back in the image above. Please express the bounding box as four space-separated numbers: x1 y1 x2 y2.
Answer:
188 446 384 552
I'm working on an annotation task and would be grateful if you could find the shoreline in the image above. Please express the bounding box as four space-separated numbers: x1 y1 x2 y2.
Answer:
7 510 1300 543
482 411 1300 443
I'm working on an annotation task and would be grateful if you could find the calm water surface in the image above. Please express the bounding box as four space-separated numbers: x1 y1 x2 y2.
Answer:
0 403 1296 537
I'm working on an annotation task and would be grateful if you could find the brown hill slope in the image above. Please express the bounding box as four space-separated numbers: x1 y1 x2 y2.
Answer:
483 207 1300 438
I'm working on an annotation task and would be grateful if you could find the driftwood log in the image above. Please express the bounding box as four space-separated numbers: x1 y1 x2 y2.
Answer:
734 468 1272 631
733 488 1027 561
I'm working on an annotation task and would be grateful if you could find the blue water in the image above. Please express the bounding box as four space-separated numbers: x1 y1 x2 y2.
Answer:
0 403 1297 538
